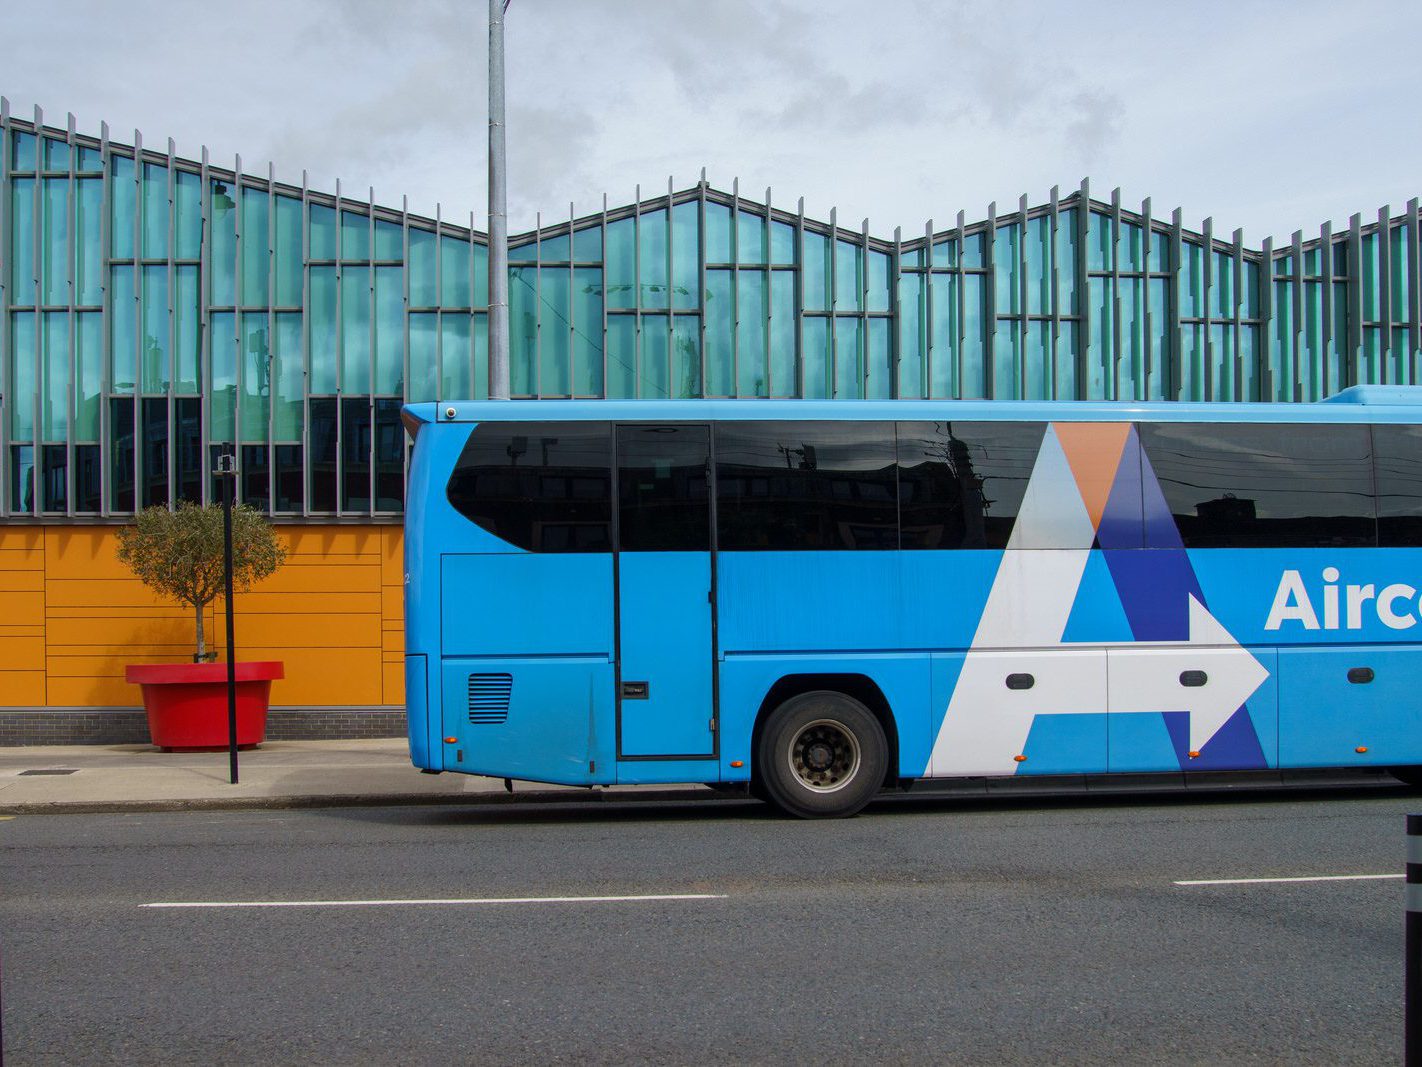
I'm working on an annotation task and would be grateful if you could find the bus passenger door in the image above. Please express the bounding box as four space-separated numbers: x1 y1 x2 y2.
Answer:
615 424 717 760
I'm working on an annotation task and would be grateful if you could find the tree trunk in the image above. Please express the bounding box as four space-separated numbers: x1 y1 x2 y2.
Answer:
194 601 206 663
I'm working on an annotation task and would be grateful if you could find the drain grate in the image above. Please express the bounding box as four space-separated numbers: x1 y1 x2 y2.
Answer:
19 769 78 776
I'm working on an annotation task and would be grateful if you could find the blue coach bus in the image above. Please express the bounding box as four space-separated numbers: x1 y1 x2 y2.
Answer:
402 388 1422 818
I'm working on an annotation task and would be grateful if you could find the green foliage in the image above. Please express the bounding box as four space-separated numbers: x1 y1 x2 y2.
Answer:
116 502 287 660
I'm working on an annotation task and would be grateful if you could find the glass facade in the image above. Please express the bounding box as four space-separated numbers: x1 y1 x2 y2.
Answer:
2 108 1420 518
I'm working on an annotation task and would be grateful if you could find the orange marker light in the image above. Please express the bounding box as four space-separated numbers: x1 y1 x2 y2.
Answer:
1356 746 1369 754
1187 750 1201 759
730 760 744 768
1013 755 1027 763
443 736 458 744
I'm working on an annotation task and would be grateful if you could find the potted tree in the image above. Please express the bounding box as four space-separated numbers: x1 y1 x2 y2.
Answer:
118 502 288 751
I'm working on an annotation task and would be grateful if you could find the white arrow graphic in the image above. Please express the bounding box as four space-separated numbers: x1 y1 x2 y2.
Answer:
929 595 1269 777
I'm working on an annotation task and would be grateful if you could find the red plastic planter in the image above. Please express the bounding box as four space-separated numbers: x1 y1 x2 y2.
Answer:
125 662 285 751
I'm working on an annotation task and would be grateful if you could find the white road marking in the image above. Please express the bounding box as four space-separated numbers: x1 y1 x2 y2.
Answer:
1175 874 1401 887
141 893 728 909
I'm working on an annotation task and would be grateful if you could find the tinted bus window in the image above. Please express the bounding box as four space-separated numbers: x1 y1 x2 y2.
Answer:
447 421 612 552
897 422 1044 549
1374 424 1422 546
716 422 897 550
617 424 710 551
1139 423 1375 548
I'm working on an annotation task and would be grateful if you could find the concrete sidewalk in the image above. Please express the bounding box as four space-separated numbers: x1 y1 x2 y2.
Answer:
0 739 711 815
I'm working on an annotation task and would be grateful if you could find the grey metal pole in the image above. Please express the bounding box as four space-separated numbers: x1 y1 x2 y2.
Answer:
488 0 510 399
1408 814 1422 1064
220 448 238 786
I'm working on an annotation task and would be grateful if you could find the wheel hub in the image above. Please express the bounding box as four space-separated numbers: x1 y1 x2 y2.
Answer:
788 719 862 794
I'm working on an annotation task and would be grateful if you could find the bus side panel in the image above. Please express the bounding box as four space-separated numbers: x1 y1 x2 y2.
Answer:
717 653 933 781
441 553 612 657
440 656 614 785
1279 645 1422 768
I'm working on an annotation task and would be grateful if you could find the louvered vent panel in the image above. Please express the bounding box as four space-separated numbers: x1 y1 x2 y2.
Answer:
467 673 513 725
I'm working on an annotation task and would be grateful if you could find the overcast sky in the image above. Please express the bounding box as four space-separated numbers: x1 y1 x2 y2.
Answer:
6 0 1421 244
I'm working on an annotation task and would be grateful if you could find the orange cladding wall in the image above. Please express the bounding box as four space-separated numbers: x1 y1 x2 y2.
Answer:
0 525 405 709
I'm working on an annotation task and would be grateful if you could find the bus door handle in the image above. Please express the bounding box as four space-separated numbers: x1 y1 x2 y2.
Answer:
621 681 649 699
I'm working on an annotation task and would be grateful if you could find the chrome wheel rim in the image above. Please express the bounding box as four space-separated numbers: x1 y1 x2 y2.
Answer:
788 719 861 794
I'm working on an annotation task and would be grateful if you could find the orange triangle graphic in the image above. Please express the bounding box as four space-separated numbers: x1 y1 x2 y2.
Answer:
1052 423 1131 532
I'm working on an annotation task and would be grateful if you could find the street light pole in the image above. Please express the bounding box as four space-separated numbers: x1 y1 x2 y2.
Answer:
488 0 510 400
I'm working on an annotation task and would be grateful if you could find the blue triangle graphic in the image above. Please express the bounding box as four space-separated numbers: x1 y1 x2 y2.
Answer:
1062 550 1135 644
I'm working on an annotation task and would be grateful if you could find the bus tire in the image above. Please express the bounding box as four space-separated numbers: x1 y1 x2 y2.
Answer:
756 690 887 819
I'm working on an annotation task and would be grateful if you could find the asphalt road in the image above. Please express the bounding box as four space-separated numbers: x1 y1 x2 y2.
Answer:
0 785 1416 1065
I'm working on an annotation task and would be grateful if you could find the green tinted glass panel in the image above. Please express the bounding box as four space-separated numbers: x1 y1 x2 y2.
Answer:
41 178 68 305
1086 212 1110 272
538 232 570 263
898 273 926 399
605 219 635 310
141 265 169 393
175 265 200 393
1241 260 1260 319
374 266 404 394
834 240 862 311
1026 216 1050 316
78 146 101 172
932 239 957 268
867 318 890 400
737 211 766 265
440 314 471 399
111 156 135 258
42 137 69 171
1118 276 1140 401
76 312 102 443
10 312 36 438
473 243 488 309
929 271 958 399
994 224 1020 315
606 315 636 399
1240 323 1260 401
573 268 603 396
110 265 135 391
1211 252 1234 319
771 220 795 266
472 311 489 400
1056 209 1077 315
241 314 269 443
993 319 1019 400
241 188 268 307
10 132 36 170
770 271 795 396
639 210 669 309
274 196 303 306
42 312 68 439
142 164 168 259
1391 224 1409 322
341 267 371 394
1119 222 1143 273
639 314 669 398
960 232 985 269
672 316 701 398
736 270 767 397
1025 320 1048 401
867 250 890 314
10 178 35 305
341 211 369 261
704 201 732 263
273 312 303 441
76 178 102 305
834 317 862 398
671 201 699 310
1148 277 1169 400
1361 234 1380 320
408 228 436 306
439 237 470 307
408 312 437 402
209 312 236 442
374 220 403 261
802 231 830 311
801 316 830 398
1179 242 1203 318
1057 321 1079 399
1150 229 1170 271
509 267 536 395
572 225 602 262
1087 277 1111 398
210 180 236 305
704 270 732 396
309 204 336 260
176 172 201 260
509 237 536 263
540 268 571 396
308 266 336 393
961 274 985 397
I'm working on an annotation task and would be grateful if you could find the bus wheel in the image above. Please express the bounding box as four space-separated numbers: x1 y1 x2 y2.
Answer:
756 691 887 819
1391 767 1422 789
